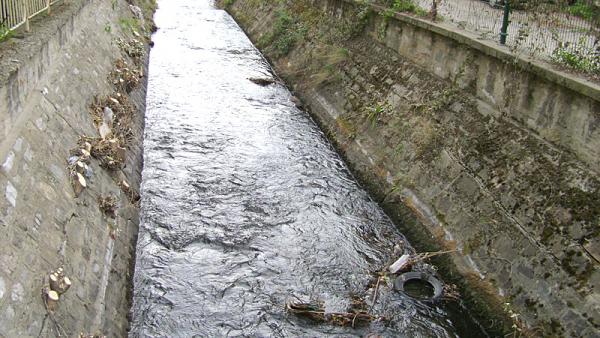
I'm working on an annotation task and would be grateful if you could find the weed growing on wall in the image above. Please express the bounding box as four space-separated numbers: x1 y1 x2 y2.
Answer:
257 9 307 58
223 0 236 8
366 102 391 127
0 23 14 42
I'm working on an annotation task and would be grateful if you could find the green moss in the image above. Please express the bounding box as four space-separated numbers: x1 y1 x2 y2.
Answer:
223 0 236 8
256 8 308 58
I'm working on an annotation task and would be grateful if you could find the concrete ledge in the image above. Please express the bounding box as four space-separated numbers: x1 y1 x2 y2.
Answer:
360 0 600 103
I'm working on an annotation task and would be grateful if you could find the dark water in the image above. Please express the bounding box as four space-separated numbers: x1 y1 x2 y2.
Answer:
129 1 487 337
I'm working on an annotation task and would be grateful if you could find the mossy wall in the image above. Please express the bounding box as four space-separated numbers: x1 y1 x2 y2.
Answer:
221 0 600 336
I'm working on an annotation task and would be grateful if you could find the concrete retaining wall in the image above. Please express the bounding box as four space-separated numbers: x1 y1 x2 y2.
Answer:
224 0 600 336
0 0 151 336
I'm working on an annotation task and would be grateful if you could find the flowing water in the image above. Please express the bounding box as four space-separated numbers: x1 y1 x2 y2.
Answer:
130 1 488 337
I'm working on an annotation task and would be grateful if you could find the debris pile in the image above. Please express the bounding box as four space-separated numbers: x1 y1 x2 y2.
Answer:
42 267 72 313
116 37 146 64
78 92 136 172
79 333 106 338
78 136 127 170
119 179 140 205
68 143 93 197
90 93 136 144
287 298 379 327
98 194 118 218
110 58 143 93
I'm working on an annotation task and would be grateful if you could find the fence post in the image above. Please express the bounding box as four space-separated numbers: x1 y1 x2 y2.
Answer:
21 0 29 32
499 1 510 44
47 0 51 15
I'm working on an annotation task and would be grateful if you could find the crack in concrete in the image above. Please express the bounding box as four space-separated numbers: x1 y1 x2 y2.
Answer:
43 95 80 133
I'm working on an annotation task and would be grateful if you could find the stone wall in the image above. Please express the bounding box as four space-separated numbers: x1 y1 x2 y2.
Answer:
223 0 600 336
0 0 153 336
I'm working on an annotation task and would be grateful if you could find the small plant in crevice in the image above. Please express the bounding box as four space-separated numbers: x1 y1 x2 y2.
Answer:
0 23 14 42
366 102 391 127
378 8 395 39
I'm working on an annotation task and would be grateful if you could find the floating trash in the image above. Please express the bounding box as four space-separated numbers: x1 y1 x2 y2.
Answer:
248 77 277 86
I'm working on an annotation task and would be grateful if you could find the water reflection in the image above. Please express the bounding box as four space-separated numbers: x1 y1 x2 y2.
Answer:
129 1 486 337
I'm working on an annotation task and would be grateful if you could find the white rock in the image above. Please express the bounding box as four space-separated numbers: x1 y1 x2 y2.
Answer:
11 283 24 302
5 182 17 207
12 138 23 152
1 152 15 173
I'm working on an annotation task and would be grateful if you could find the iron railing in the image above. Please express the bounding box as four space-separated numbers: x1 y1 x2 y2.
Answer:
1 0 65 37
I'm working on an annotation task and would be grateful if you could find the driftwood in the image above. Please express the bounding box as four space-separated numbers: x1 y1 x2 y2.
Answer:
286 300 379 328
48 268 72 295
44 288 60 313
248 77 277 86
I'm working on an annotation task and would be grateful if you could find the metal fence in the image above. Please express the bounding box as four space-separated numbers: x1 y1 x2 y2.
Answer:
412 0 599 62
1 0 65 36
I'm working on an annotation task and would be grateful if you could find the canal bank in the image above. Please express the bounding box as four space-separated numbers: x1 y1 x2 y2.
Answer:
220 0 600 336
0 0 155 335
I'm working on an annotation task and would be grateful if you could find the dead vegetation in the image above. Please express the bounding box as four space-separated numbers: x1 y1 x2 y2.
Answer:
116 37 146 65
77 136 127 171
119 179 141 205
110 58 144 93
78 334 107 338
90 93 136 142
67 143 93 197
287 297 380 327
98 195 118 218
82 92 137 171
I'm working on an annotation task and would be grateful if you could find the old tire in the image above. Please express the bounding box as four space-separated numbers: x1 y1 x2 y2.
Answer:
394 271 443 302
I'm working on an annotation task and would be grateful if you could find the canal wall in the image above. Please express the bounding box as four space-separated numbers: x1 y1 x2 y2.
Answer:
0 0 154 336
223 0 600 336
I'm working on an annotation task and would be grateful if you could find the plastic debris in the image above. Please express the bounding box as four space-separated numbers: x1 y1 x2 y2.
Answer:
99 107 114 139
84 166 94 179
68 156 79 165
389 254 411 274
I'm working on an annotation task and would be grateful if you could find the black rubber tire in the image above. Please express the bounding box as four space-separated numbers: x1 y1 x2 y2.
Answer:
394 271 444 302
